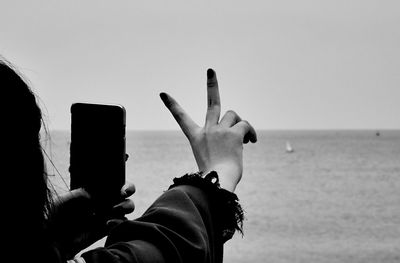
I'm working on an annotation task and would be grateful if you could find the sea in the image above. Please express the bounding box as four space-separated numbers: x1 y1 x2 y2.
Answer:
45 130 400 263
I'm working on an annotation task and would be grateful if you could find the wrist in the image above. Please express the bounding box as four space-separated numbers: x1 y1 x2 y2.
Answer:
204 164 241 192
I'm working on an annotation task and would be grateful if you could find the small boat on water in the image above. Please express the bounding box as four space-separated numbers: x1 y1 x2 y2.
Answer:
286 141 294 153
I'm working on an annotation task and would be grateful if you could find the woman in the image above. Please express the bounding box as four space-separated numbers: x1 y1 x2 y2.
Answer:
1 59 257 263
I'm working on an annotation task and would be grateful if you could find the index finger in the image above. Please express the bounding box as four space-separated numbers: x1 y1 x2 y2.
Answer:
205 68 221 126
160 92 199 139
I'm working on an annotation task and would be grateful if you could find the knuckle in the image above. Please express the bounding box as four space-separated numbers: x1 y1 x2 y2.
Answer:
226 110 236 116
207 79 218 88
208 98 220 108
241 119 250 126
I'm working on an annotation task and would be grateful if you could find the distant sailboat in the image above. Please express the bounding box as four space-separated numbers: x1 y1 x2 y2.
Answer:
286 141 294 153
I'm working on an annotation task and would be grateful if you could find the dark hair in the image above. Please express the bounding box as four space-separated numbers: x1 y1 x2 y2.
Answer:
0 59 54 260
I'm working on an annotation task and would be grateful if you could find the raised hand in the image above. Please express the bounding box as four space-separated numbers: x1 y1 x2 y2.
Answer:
160 69 257 192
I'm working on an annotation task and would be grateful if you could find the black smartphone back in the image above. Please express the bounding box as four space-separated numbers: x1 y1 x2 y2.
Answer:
69 103 126 207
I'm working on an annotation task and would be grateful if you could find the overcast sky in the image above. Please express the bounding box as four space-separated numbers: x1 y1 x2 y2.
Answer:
1 0 399 130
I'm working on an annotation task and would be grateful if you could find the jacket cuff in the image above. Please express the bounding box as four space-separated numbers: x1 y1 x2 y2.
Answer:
168 171 244 242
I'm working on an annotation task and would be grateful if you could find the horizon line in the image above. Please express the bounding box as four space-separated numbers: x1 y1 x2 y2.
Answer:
45 128 400 132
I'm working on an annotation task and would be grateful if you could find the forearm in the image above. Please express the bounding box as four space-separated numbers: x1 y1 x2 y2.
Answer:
81 175 242 263
82 185 220 263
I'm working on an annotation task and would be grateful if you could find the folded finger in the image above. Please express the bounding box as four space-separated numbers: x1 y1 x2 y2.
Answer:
219 110 241 127
244 135 250 144
112 199 135 216
205 69 221 126
121 182 136 198
160 92 199 139
106 218 125 230
233 120 258 143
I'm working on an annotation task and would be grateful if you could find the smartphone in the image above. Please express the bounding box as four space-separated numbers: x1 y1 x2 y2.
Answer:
69 102 126 207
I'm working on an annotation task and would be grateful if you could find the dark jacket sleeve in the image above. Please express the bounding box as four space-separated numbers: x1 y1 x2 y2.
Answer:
81 184 224 263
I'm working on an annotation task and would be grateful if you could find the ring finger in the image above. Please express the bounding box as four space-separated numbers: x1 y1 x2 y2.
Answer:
219 110 241 127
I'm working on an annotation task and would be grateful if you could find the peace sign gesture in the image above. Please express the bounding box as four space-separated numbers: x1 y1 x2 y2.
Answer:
160 69 257 192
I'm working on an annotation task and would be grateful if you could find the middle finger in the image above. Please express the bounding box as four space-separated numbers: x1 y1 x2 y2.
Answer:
205 68 221 126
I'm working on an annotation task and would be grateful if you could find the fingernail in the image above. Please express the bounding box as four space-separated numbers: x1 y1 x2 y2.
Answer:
159 92 172 107
123 185 135 196
207 68 214 79
159 92 167 102
121 185 129 197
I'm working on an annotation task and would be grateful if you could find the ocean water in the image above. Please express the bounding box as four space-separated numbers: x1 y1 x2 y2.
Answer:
45 130 400 263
